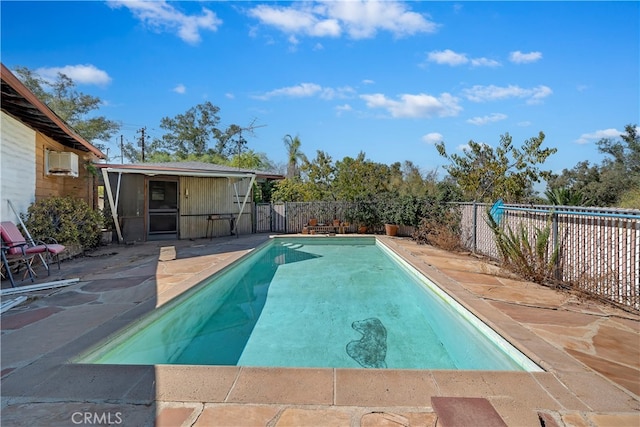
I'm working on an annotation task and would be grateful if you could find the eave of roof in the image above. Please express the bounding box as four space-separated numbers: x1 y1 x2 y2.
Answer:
1 63 106 159
96 163 256 179
96 162 285 180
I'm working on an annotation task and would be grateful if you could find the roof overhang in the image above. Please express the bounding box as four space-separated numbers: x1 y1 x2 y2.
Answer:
96 164 255 179
1 63 106 159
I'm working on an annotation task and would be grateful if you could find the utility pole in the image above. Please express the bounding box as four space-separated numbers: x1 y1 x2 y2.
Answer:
137 127 146 162
120 135 124 164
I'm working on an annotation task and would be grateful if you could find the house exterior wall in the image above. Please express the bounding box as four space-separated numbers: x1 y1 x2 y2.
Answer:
1 110 98 223
35 132 97 207
0 112 36 222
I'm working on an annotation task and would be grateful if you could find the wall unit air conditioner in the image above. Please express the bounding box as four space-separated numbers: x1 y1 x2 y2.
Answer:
46 151 79 178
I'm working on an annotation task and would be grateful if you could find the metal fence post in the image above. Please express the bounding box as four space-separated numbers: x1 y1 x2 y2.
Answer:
472 201 478 253
284 202 288 234
552 211 560 280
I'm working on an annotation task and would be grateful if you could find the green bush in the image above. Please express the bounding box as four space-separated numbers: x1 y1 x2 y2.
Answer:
486 211 560 285
21 196 103 250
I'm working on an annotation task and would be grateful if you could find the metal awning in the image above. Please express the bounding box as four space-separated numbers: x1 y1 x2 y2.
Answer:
101 166 255 179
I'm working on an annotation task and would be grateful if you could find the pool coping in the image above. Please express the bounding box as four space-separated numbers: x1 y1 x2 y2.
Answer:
1 234 638 426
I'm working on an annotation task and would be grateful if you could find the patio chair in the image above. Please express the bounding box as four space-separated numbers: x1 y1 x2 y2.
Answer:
0 221 66 275
1 242 37 288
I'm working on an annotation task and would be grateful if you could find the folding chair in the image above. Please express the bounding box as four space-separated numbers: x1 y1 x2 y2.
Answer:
1 243 37 287
0 221 66 276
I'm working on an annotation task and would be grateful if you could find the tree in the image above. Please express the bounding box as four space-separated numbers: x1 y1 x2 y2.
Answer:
128 102 260 162
228 150 274 170
271 178 315 202
547 124 639 207
333 152 392 201
598 124 640 174
283 134 307 179
544 187 585 206
436 132 557 203
300 150 336 200
154 101 221 159
14 66 120 150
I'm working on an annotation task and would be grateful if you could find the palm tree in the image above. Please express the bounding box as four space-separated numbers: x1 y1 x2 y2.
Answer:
283 134 306 179
544 187 586 206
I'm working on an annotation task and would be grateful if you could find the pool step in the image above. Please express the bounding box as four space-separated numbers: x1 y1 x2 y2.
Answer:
431 397 507 427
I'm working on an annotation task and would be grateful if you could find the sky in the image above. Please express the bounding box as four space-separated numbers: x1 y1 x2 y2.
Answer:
1 0 639 185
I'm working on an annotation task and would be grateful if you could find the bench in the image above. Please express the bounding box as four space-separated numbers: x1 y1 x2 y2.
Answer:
302 223 350 235
206 214 237 239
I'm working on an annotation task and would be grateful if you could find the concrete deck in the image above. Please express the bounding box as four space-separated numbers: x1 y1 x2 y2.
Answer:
1 234 638 426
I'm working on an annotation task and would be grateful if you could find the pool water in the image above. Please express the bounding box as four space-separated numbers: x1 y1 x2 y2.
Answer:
78 237 541 371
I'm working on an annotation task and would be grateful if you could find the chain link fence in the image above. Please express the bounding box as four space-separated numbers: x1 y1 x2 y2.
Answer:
457 202 640 311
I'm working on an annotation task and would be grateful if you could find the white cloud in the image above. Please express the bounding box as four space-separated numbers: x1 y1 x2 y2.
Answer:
35 64 111 86
258 82 322 99
422 132 443 144
360 92 462 118
248 0 437 41
225 93 235 99
470 57 501 68
323 0 438 39
509 50 543 64
463 84 552 104
107 0 222 44
426 49 500 68
248 4 341 38
319 86 357 100
575 128 624 144
427 49 468 66
528 85 553 104
172 84 186 94
362 79 375 85
335 104 353 116
467 113 507 125
255 83 354 100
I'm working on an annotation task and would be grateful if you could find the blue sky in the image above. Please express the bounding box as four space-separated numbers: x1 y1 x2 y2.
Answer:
2 1 638 183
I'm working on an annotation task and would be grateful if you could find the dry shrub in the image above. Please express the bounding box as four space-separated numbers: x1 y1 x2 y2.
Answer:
412 205 462 251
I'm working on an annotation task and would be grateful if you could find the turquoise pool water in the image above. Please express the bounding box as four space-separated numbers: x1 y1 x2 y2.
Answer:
78 237 541 371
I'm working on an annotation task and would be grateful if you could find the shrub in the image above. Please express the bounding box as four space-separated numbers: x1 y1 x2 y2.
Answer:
486 211 560 285
21 196 103 250
346 197 381 230
412 202 462 250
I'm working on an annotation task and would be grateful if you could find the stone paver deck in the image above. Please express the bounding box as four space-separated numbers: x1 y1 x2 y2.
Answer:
1 234 638 426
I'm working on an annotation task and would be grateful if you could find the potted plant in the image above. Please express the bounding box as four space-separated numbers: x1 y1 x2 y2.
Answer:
380 196 401 236
101 202 116 244
346 198 379 234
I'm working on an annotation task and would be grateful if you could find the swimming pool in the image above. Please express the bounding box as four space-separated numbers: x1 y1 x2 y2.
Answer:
77 237 541 371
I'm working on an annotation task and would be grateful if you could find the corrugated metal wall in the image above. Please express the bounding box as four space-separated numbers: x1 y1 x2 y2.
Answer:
179 176 253 239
